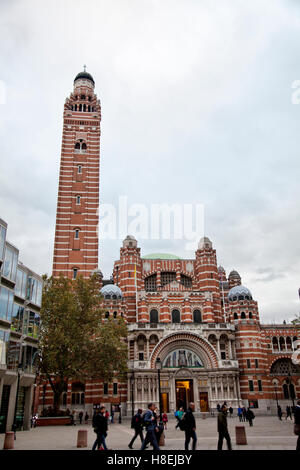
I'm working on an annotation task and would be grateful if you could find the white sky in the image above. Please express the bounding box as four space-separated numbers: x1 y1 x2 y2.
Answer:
1 0 300 323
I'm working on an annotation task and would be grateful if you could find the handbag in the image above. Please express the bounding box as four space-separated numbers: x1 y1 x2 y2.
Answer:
294 424 300 436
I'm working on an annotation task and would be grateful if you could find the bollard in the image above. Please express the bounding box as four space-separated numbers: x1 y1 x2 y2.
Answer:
159 431 165 447
77 429 88 448
202 413 206 419
235 426 247 445
3 432 14 450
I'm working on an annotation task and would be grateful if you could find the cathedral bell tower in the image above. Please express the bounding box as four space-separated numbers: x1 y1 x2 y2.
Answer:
52 68 101 279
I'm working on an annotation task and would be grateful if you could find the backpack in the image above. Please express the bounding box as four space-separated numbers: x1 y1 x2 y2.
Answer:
174 411 179 418
178 419 187 431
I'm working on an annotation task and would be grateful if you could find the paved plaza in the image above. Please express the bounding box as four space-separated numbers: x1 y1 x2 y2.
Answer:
0 415 297 450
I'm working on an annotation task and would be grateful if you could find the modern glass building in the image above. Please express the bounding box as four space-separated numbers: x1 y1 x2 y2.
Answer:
0 217 42 433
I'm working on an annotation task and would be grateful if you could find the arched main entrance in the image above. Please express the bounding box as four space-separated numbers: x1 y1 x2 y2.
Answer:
150 333 219 412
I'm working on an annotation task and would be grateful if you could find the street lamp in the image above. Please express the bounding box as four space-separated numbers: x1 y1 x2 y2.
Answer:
131 371 135 418
12 337 26 438
119 383 122 424
155 357 165 446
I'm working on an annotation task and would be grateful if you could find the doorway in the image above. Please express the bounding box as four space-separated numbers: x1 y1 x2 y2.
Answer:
199 392 209 412
175 380 194 411
161 393 169 413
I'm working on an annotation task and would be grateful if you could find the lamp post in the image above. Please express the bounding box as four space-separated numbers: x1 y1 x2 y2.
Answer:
131 371 135 418
12 337 25 438
119 383 122 424
155 357 165 446
273 380 279 408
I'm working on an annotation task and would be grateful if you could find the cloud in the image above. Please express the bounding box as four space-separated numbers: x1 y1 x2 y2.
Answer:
0 0 300 322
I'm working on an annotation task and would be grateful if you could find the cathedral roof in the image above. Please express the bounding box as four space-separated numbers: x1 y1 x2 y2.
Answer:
143 253 181 260
100 284 123 299
228 285 252 301
74 71 95 85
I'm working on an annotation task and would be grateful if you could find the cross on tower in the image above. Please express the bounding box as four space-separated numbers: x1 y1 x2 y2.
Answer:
83 64 87 72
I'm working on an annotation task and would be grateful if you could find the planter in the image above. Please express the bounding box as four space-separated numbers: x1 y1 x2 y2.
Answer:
36 416 72 426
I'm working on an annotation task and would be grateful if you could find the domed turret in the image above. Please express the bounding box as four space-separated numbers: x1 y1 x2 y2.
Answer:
74 70 95 85
228 269 241 288
198 236 212 250
123 234 137 249
228 285 252 302
100 284 123 300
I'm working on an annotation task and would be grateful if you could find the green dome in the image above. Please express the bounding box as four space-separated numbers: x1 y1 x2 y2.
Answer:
143 253 181 260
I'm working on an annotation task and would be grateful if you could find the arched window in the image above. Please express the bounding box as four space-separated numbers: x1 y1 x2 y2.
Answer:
82 142 87 150
161 272 176 287
113 311 117 318
286 337 292 350
74 229 80 239
241 312 246 319
149 309 158 324
279 337 285 351
105 311 109 318
180 274 192 288
71 382 85 405
75 142 80 150
172 309 180 323
83 104 86 112
79 104 82 111
234 312 238 320
283 383 289 399
76 195 81 205
272 337 279 349
88 105 91 112
145 274 157 292
73 268 78 279
77 165 82 174
74 139 87 153
249 312 253 319
193 309 202 323
75 104 77 111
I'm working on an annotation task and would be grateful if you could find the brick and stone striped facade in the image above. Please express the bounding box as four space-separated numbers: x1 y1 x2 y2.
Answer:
40 72 299 418
52 71 101 279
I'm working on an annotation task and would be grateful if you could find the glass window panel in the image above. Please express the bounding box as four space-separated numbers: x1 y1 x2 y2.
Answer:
0 225 6 260
7 341 21 370
11 304 24 333
22 310 29 336
0 287 14 321
163 349 204 368
0 330 10 365
34 314 40 338
28 311 35 337
36 281 42 306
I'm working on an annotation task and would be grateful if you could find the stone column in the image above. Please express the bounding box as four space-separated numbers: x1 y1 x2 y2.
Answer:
23 384 34 431
217 338 221 358
220 376 224 399
134 340 137 361
228 340 233 360
141 377 144 405
233 375 238 400
146 339 150 360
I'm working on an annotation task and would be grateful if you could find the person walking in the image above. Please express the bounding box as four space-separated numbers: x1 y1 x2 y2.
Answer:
84 411 89 424
286 406 292 420
277 405 283 421
217 403 221 412
294 400 300 451
128 409 144 449
246 407 255 426
111 406 115 424
92 406 108 450
79 411 83 425
140 403 160 451
237 406 243 422
175 407 184 429
217 403 232 451
162 412 168 430
229 406 233 418
183 402 197 451
242 407 247 422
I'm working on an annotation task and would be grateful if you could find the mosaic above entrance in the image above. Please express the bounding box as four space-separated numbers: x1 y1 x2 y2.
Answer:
163 349 204 368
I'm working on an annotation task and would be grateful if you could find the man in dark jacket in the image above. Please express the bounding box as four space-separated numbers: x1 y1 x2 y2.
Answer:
217 404 232 450
183 402 197 450
140 403 160 451
246 407 255 427
92 406 108 450
128 409 144 449
294 400 300 451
